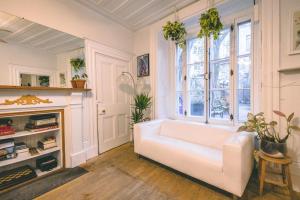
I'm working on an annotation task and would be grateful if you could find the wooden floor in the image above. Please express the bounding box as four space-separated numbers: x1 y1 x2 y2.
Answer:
37 143 300 200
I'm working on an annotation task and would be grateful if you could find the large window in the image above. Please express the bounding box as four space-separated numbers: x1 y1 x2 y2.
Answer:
175 20 252 124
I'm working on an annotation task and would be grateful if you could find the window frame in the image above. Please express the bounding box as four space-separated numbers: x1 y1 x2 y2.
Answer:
174 12 254 125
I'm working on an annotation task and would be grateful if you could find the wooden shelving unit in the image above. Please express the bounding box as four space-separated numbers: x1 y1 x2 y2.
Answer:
0 109 65 191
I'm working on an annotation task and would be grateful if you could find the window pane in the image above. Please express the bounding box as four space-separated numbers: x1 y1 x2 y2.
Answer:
187 37 205 117
176 92 184 116
237 21 251 122
189 90 205 116
238 22 251 56
209 28 231 120
210 29 230 60
209 90 230 119
176 45 184 91
187 38 205 64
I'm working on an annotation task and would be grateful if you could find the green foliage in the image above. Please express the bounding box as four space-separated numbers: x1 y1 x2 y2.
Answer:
131 93 152 128
70 58 88 80
237 111 300 143
38 76 49 85
162 21 187 48
198 8 223 40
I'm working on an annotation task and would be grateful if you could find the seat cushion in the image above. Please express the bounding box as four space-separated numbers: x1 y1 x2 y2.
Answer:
160 120 235 150
139 134 224 188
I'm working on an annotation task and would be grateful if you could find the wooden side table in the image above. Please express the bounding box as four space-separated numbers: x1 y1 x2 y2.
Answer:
256 151 294 199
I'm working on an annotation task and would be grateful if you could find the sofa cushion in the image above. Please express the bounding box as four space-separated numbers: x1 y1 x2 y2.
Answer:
160 120 236 150
139 134 224 187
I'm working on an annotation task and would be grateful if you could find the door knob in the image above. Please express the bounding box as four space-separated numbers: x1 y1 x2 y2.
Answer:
102 110 106 114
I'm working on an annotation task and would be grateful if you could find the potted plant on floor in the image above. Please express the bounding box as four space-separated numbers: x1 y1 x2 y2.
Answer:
238 111 300 158
130 93 152 128
70 58 87 89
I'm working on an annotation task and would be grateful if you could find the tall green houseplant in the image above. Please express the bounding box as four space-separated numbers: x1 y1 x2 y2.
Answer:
131 93 152 128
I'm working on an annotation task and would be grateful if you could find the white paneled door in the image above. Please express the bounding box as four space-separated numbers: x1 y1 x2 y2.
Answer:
95 53 130 153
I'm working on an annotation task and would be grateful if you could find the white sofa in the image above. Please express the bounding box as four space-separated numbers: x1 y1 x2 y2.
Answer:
134 119 254 197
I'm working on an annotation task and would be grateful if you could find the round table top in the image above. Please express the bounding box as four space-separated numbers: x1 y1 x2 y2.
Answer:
255 151 292 164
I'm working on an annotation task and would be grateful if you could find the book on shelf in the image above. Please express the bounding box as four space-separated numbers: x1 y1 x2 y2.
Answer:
38 136 57 150
29 114 57 126
25 123 59 132
0 139 14 149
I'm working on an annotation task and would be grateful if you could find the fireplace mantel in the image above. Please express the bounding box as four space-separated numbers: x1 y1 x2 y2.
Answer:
0 85 91 92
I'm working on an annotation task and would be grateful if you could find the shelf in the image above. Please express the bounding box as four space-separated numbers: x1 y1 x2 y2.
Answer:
0 128 60 140
0 147 60 167
278 67 300 73
0 85 91 92
36 165 61 177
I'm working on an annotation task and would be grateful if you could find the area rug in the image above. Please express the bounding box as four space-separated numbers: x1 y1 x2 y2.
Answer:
0 167 88 200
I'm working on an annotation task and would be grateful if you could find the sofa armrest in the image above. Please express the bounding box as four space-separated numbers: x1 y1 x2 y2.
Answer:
223 132 254 196
133 119 165 153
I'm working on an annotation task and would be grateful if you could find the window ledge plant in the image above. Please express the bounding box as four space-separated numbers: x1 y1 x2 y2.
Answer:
238 111 300 158
162 21 187 48
70 58 88 89
198 8 223 40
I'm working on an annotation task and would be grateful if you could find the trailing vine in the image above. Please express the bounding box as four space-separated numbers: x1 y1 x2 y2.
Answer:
162 21 187 48
198 8 223 40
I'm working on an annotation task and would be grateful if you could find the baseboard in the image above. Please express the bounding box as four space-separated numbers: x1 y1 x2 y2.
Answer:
70 150 86 167
85 145 98 159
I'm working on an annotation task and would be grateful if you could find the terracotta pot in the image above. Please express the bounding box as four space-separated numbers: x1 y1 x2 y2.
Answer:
74 80 86 89
71 80 77 88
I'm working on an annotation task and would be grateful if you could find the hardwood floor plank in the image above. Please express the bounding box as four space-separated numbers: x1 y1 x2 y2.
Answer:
36 143 300 200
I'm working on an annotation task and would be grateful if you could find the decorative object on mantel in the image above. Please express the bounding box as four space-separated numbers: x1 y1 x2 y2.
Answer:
238 111 300 158
137 54 150 77
289 9 300 55
0 85 91 92
198 7 223 40
0 95 52 106
70 58 88 89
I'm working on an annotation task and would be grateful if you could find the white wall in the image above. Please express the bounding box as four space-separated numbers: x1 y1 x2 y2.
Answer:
0 0 133 53
0 43 57 85
279 0 300 191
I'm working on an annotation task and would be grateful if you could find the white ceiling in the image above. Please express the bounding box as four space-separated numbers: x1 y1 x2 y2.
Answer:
73 0 198 31
0 12 84 54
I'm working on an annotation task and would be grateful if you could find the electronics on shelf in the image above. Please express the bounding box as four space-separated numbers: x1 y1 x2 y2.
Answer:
36 156 58 172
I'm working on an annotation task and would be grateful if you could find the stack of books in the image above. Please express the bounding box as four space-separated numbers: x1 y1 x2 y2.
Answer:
15 142 29 156
0 118 15 136
25 114 58 132
38 136 57 150
0 139 16 161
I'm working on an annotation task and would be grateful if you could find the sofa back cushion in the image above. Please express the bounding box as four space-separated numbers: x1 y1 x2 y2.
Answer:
160 120 236 149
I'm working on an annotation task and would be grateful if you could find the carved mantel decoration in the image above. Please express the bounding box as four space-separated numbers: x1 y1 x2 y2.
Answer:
0 95 53 105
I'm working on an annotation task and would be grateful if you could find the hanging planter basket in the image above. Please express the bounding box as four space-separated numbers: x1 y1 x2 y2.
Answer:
198 8 223 40
162 21 187 48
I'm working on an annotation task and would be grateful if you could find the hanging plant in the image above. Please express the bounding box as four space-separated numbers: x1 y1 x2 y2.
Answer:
198 8 223 40
162 21 187 48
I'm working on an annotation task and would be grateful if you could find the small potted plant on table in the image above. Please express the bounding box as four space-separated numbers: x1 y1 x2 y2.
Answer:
70 58 88 89
238 111 300 158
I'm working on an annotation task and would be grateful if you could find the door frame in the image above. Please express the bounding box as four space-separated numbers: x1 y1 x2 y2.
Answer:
85 39 133 156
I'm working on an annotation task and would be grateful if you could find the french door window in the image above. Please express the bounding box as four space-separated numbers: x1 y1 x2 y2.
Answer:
175 19 252 124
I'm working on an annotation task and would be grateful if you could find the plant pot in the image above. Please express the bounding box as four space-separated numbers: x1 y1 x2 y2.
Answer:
71 80 77 88
74 80 86 89
260 139 287 158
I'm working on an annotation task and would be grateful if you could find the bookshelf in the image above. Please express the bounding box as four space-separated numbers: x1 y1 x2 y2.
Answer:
0 109 65 191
